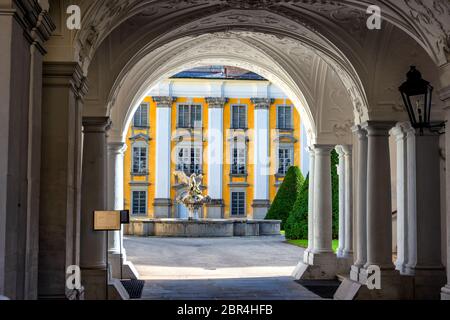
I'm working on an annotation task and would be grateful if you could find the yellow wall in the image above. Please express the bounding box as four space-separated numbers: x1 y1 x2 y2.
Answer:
123 96 301 219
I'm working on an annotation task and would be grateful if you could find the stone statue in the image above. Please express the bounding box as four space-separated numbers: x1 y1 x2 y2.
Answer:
174 171 211 220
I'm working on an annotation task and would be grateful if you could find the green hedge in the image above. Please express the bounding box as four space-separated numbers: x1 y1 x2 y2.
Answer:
285 175 309 240
265 166 304 229
284 149 340 240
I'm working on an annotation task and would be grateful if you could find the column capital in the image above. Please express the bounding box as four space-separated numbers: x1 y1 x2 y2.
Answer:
251 98 275 109
352 125 367 140
341 144 353 156
313 144 335 155
43 62 88 100
390 122 413 141
335 145 345 157
206 97 228 108
362 121 396 136
153 96 176 108
439 86 450 109
82 117 111 133
107 142 128 155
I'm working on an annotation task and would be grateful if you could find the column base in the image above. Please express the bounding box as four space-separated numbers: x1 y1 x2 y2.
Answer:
206 200 224 219
412 268 447 300
292 251 337 280
108 253 140 280
350 264 361 282
252 200 270 220
153 198 172 218
334 270 414 300
441 285 450 300
337 255 353 275
82 268 129 300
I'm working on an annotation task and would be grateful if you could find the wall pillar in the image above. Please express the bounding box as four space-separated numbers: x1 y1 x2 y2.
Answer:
80 117 110 300
404 127 446 299
39 62 86 300
153 97 176 218
335 146 346 258
304 146 316 264
251 98 272 219
391 123 409 274
205 98 227 219
350 126 368 282
342 145 354 261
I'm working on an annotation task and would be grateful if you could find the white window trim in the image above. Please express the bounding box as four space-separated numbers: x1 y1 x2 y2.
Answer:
276 104 294 130
176 102 203 128
229 140 248 175
175 141 203 174
131 188 147 215
133 103 150 128
230 103 248 129
277 143 295 176
131 141 148 174
230 189 247 217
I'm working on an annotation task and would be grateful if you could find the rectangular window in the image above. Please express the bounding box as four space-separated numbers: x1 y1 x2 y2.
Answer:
231 105 247 129
231 192 246 216
132 190 147 215
277 105 292 129
176 146 202 175
132 145 147 174
178 104 202 128
231 145 246 175
278 147 293 175
133 104 148 127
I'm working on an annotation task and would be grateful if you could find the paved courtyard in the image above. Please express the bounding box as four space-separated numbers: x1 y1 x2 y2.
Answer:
124 236 322 300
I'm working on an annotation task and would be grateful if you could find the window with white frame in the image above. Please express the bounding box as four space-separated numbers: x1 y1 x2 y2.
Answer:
278 147 294 175
132 142 148 174
176 145 202 175
133 104 149 127
231 105 247 129
177 104 202 128
277 105 293 130
231 142 247 175
231 191 246 216
131 190 147 215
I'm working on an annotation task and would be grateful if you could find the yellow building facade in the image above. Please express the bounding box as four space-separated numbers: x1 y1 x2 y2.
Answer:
123 78 303 220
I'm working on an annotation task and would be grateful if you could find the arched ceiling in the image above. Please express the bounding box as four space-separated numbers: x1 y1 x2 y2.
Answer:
71 0 449 70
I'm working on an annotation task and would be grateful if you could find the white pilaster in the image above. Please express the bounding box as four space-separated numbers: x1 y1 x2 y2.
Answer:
304 146 315 264
350 126 368 282
153 97 176 218
342 145 353 260
335 146 346 258
206 98 227 219
252 98 272 219
390 123 409 274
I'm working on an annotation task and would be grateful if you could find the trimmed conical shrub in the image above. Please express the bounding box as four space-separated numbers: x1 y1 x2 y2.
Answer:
265 166 304 229
285 175 309 240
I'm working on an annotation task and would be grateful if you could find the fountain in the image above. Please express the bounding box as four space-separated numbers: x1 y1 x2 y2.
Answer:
174 171 211 220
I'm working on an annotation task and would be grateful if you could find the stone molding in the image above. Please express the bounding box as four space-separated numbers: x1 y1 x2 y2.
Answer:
82 117 112 133
206 97 228 108
362 121 397 137
251 200 271 208
43 62 88 100
251 98 275 109
205 199 225 207
107 142 128 155
153 96 176 108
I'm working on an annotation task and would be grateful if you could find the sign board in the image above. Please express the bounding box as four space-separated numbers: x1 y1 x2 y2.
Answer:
93 211 121 231
120 210 130 224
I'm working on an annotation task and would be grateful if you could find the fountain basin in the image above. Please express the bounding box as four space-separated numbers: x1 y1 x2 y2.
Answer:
124 218 281 238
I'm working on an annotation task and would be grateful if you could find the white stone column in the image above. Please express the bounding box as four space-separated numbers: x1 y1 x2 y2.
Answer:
364 122 396 271
342 145 353 260
205 98 227 219
309 145 337 279
304 146 316 264
335 146 346 258
390 123 409 274
350 126 368 282
153 97 176 218
252 98 272 219
107 142 127 277
80 117 110 300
